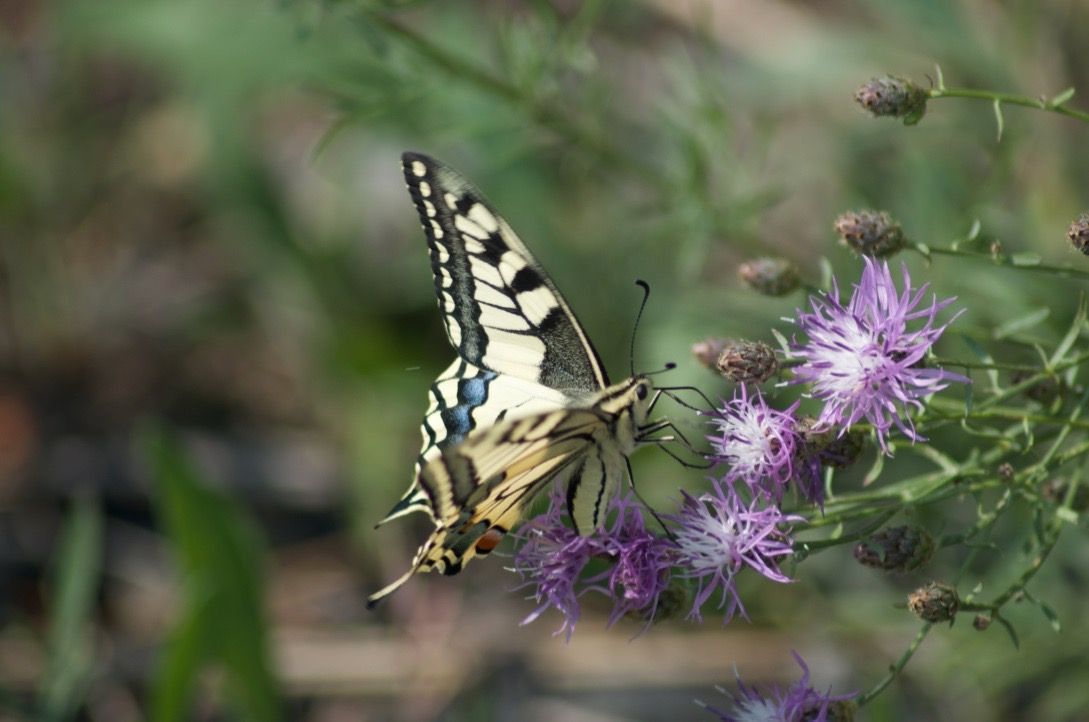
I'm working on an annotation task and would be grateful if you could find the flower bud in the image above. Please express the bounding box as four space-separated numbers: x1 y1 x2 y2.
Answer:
796 417 865 469
854 525 934 573
834 210 906 257
738 257 800 297
855 75 928 125
996 463 1014 483
691 337 731 370
973 614 991 631
908 582 959 623
716 341 779 384
1068 213 1089 255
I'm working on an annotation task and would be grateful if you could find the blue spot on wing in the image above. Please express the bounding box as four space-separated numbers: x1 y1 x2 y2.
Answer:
438 369 498 449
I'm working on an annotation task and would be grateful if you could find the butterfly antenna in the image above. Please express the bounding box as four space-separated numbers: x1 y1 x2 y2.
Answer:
630 279 652 377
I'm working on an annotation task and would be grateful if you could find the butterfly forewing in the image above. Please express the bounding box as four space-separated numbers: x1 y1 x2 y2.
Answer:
402 152 609 392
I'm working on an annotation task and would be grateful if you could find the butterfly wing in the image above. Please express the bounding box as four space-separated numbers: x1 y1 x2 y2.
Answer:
402 151 610 392
379 358 570 525
367 407 606 607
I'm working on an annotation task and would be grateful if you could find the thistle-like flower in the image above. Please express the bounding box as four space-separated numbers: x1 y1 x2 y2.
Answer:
510 489 597 640
790 258 967 453
855 75 928 125
512 489 676 639
670 482 799 622
708 386 799 499
599 494 676 627
700 652 855 721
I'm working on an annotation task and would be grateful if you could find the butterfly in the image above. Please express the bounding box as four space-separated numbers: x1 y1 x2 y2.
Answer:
367 152 674 607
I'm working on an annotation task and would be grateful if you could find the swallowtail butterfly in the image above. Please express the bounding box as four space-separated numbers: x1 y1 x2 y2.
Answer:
367 153 667 607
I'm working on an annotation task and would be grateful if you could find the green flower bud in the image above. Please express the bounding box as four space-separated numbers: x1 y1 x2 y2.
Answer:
855 75 928 125
908 581 959 623
738 257 800 297
716 340 779 385
854 525 934 573
834 210 906 258
1068 213 1089 255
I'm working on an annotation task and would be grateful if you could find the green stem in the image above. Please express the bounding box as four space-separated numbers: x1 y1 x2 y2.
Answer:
857 623 932 707
916 245 1089 281
929 86 1089 125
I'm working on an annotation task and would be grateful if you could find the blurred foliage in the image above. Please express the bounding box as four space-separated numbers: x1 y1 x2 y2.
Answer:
145 424 280 722
1 0 1089 720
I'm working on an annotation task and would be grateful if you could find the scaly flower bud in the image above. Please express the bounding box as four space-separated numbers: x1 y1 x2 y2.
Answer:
738 257 800 297
854 525 934 573
908 582 959 623
1009 369 1064 405
1068 212 1089 255
716 340 780 385
855 75 928 125
834 210 906 257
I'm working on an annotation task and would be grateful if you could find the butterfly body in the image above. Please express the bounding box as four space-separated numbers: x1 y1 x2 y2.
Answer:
367 153 656 607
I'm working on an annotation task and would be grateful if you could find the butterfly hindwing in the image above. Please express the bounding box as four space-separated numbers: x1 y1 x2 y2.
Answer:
402 152 609 392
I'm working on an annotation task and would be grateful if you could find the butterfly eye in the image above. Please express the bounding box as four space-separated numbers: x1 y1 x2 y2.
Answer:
636 383 649 401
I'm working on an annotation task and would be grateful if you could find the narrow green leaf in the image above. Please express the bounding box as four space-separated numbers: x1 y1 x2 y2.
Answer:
993 98 1004 142
863 449 885 486
934 63 945 90
1009 252 1042 267
1049 87 1076 107
1038 601 1062 632
1047 295 1087 367
38 499 103 722
995 615 1020 649
960 335 999 391
966 218 982 242
144 424 282 722
994 307 1050 340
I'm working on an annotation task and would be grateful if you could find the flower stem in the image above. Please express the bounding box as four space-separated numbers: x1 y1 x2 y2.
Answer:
914 244 1089 281
929 86 1089 125
856 623 932 707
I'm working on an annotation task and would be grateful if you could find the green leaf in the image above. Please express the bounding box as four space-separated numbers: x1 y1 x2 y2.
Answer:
993 98 1004 142
1047 295 1087 366
1009 252 1042 267
994 307 1050 340
38 499 103 722
960 335 999 391
1049 87 1076 107
144 423 282 722
995 615 1020 649
863 449 885 486
966 218 982 242
1038 600 1062 632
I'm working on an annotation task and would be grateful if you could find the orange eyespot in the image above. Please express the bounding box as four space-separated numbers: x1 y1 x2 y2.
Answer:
475 528 506 554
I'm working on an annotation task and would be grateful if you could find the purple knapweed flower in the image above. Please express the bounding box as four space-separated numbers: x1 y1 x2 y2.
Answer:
790 258 967 453
598 494 676 627
512 488 675 639
700 652 854 722
670 481 800 622
708 386 800 500
510 488 598 641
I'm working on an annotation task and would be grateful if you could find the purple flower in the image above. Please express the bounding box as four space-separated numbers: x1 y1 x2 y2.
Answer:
700 652 853 722
511 488 598 641
790 258 967 452
511 488 675 639
708 386 799 500
599 494 676 627
670 481 799 622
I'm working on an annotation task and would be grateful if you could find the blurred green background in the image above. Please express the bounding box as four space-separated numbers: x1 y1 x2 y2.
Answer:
2 0 1089 720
